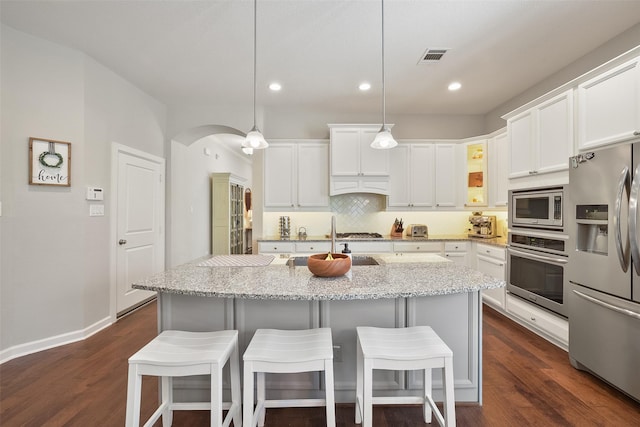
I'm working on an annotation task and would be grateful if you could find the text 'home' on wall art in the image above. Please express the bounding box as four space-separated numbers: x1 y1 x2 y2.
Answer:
29 137 72 187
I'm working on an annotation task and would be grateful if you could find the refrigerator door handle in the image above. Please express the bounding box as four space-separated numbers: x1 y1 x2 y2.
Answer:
629 164 640 275
615 166 631 273
573 289 640 321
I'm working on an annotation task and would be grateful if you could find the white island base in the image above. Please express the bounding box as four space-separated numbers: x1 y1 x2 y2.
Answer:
157 291 481 404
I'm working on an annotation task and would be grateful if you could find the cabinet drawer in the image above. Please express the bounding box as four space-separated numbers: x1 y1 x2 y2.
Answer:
257 242 295 253
343 241 393 253
444 241 468 252
476 243 506 261
393 241 442 253
294 242 331 253
506 295 568 345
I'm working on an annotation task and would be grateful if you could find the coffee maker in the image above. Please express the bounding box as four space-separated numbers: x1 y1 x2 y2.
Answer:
468 212 497 238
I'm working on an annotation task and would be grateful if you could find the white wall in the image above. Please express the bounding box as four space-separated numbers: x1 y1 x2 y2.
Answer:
169 135 252 267
0 25 167 360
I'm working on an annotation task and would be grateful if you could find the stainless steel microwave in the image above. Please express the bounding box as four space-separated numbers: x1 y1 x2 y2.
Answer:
509 187 564 230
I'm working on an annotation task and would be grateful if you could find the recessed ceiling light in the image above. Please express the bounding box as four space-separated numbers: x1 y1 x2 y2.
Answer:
448 82 462 91
359 82 371 91
269 82 282 91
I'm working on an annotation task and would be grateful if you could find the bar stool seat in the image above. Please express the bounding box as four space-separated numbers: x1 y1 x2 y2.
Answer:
243 328 335 427
125 330 242 427
355 326 456 427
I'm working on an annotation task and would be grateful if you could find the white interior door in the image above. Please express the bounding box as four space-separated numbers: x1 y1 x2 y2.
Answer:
114 145 165 315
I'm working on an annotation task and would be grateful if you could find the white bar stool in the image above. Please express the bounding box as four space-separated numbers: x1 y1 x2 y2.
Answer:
243 328 336 427
355 326 456 427
125 330 242 427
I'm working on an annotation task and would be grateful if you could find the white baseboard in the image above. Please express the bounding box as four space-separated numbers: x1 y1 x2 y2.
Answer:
0 316 112 364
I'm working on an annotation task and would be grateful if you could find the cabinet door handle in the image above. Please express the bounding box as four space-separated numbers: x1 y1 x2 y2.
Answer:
634 131 640 136
118 239 127 245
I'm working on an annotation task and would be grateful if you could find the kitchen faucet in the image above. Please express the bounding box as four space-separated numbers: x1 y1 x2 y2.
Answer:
331 215 336 253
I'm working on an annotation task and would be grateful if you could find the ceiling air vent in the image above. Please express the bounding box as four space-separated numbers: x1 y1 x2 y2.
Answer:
419 48 448 64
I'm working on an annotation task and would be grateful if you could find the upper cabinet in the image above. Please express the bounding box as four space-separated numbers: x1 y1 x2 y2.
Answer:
264 141 329 210
488 130 508 207
507 89 574 180
464 139 488 207
577 57 640 151
388 142 456 209
329 124 390 195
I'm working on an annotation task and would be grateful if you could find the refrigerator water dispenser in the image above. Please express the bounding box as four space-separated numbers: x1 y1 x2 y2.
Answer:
575 205 608 255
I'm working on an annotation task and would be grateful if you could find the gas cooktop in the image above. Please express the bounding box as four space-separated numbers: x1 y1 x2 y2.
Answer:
335 232 383 239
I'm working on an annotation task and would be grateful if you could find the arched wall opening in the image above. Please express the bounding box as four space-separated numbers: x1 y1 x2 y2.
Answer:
168 124 254 267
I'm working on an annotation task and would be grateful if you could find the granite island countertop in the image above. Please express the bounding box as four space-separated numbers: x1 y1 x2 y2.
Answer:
132 253 505 301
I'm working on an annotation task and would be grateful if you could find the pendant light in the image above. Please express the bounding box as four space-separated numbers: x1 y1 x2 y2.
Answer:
243 0 268 150
371 0 397 149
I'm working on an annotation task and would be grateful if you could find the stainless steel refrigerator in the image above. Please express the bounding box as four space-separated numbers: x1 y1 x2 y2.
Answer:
567 143 640 402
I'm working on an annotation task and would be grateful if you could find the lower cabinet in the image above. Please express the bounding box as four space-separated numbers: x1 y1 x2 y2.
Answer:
444 242 469 266
506 294 568 349
476 243 506 309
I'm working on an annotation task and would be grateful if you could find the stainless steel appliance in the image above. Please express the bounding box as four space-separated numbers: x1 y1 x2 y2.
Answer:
468 213 497 238
507 229 569 317
509 187 564 230
567 144 640 402
406 224 428 238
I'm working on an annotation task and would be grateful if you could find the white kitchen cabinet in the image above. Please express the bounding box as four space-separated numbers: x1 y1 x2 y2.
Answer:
444 241 468 266
343 240 393 253
388 143 434 208
434 144 458 207
476 243 506 309
264 141 329 209
211 173 244 255
294 241 331 254
257 241 295 254
388 142 456 209
393 241 442 253
577 56 640 150
488 130 508 207
329 124 390 195
506 294 568 349
507 89 573 179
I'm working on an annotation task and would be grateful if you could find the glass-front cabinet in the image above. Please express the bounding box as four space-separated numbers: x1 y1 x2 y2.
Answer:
465 139 488 206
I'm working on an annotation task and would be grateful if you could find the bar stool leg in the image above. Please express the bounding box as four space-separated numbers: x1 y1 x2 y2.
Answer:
423 367 432 423
257 372 266 427
324 359 336 427
243 362 254 427
211 364 223 427
363 358 373 427
161 376 173 427
355 336 363 424
125 365 142 427
443 358 456 427
229 340 242 427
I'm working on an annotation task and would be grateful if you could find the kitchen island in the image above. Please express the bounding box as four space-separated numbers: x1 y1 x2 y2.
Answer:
132 253 504 404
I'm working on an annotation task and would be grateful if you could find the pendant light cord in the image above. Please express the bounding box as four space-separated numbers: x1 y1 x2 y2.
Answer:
381 0 386 128
253 0 258 128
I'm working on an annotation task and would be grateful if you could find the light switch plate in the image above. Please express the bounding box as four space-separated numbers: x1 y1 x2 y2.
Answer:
89 204 105 216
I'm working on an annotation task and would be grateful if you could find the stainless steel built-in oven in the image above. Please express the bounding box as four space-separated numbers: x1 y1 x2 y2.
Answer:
507 230 569 317
509 187 564 230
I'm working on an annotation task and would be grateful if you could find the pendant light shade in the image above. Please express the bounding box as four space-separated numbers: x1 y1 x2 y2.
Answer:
371 0 397 150
243 0 268 150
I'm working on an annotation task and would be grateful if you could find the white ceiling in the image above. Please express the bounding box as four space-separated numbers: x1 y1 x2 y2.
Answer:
2 0 640 117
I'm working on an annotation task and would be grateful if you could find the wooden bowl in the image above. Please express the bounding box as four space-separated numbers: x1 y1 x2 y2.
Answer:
307 253 351 277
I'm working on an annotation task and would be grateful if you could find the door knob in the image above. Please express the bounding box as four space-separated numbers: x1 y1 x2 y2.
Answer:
118 239 127 245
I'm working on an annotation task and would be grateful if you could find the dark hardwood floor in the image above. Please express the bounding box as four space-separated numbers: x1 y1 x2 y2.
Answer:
1 301 639 426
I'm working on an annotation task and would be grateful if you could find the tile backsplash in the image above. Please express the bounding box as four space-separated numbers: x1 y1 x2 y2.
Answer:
263 193 508 238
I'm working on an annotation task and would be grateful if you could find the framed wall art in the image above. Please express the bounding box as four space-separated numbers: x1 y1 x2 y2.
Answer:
29 137 72 186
